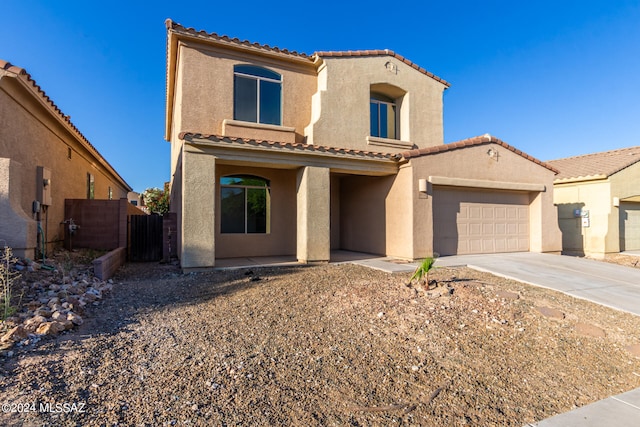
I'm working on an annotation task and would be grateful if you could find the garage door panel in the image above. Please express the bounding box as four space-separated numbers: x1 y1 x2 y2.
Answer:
620 203 640 251
434 188 530 255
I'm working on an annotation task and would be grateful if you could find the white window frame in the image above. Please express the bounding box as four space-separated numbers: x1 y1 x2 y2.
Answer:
370 96 399 140
233 67 283 126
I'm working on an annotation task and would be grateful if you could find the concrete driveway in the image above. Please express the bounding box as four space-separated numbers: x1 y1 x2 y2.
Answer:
435 252 640 316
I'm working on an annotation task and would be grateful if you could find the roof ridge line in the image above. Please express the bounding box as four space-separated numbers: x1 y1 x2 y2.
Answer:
165 19 312 59
547 145 640 163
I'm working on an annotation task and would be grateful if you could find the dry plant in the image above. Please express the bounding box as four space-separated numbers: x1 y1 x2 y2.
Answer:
1 245 21 322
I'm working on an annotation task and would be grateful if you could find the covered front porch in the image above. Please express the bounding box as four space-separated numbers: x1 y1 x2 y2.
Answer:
178 134 400 271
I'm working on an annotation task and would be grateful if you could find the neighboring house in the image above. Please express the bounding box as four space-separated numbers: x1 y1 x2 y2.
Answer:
128 191 143 207
548 146 640 258
0 60 132 258
165 20 562 270
127 191 149 213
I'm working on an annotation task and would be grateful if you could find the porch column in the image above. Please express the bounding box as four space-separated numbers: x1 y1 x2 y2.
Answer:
181 149 216 269
296 166 330 263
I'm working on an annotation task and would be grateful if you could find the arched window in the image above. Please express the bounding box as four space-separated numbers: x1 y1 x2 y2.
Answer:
220 175 270 234
234 65 282 125
370 92 398 139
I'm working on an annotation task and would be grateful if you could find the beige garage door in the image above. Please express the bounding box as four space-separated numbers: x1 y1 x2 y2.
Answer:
433 188 530 255
620 202 640 251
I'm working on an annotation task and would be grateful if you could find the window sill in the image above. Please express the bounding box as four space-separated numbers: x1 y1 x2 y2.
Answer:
223 119 296 144
223 119 295 133
366 136 414 150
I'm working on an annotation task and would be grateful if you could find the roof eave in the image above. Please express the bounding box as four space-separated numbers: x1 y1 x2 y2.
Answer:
398 134 558 175
165 19 179 141
1 61 132 191
553 174 609 184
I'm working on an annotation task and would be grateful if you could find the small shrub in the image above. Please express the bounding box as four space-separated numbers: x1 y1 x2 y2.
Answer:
0 246 21 322
410 256 438 289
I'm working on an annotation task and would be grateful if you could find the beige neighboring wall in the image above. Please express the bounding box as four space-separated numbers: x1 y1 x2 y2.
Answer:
554 179 612 257
554 163 640 257
305 55 447 153
408 142 562 257
0 63 130 257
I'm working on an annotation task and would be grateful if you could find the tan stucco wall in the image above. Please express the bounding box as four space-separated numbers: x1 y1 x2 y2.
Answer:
305 56 447 153
408 143 562 257
553 163 640 257
611 163 640 200
385 165 416 259
0 76 129 256
297 166 330 262
0 158 36 257
180 148 216 268
339 175 393 255
175 42 317 144
553 180 612 257
216 165 297 258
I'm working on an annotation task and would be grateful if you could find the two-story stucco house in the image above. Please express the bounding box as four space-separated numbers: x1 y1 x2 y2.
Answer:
165 20 562 270
0 60 131 258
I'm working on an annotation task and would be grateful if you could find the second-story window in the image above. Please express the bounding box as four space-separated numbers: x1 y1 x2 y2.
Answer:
234 65 282 126
370 93 398 139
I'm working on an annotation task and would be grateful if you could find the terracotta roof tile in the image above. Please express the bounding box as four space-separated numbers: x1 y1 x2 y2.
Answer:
397 134 558 174
165 20 312 60
179 132 400 160
315 49 450 87
547 146 640 181
0 59 132 191
165 20 450 88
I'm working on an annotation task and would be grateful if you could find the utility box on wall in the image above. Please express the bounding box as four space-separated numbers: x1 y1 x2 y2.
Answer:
36 166 52 206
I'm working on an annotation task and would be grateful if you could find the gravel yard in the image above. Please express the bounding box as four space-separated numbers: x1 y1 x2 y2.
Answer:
2 257 640 426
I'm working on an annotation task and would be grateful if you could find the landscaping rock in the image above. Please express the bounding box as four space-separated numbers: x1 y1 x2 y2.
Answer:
51 311 66 321
1 325 28 343
625 344 640 357
24 315 47 331
495 290 519 300
68 312 83 326
575 322 606 338
34 307 52 318
534 306 565 319
35 321 65 336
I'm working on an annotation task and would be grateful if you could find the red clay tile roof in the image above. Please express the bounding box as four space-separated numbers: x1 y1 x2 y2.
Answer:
316 50 450 87
0 59 132 191
165 19 313 60
179 132 400 160
165 20 448 87
398 134 558 174
547 146 640 181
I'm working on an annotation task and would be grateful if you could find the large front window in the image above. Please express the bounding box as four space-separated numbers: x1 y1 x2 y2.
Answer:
234 65 282 125
370 93 398 139
220 175 270 234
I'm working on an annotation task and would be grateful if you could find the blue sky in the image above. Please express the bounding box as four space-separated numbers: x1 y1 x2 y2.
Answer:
3 1 640 192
